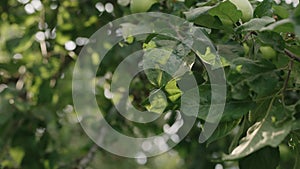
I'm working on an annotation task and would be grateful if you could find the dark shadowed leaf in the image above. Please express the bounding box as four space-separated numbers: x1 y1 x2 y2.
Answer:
207 119 241 145
257 31 286 51
208 1 242 25
239 146 280 169
254 0 273 18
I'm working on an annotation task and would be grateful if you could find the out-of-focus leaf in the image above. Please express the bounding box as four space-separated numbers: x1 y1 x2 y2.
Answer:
9 147 25 166
217 43 244 62
247 73 279 98
273 5 290 19
257 31 285 51
294 4 300 21
184 6 215 21
293 4 300 37
236 16 275 32
118 0 131 6
239 146 280 169
193 14 223 29
254 0 273 18
0 86 17 125
221 102 256 121
207 119 241 145
208 1 242 25
199 101 256 122
261 19 295 33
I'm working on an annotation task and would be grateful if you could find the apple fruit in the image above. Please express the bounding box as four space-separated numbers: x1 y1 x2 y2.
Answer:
259 46 277 59
130 0 157 13
243 43 250 55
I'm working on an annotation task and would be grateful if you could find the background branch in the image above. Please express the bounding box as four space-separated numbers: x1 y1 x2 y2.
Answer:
284 49 300 62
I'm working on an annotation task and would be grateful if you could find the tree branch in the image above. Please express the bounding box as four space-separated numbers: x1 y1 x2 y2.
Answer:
284 49 300 62
282 60 294 104
75 144 98 169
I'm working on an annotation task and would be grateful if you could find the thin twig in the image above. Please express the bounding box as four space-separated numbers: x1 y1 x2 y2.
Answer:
284 49 300 62
75 144 98 169
283 60 294 93
282 52 295 104
241 31 257 43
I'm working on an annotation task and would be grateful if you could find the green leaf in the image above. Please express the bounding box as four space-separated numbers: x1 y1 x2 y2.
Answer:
180 86 200 117
184 3 222 29
293 5 300 37
207 119 241 145
143 49 173 87
198 100 255 123
196 0 219 7
198 83 256 121
261 19 295 33
222 102 256 121
143 38 195 87
273 22 295 34
145 89 168 114
208 1 243 25
6 36 34 54
295 25 300 38
247 73 279 98
197 47 217 66
257 31 285 51
230 83 250 100
227 58 279 99
239 146 280 169
273 5 290 19
164 80 182 102
193 14 223 29
223 112 293 160
0 93 14 125
216 43 244 63
9 147 25 166
217 44 244 58
236 16 275 32
184 6 216 21
254 0 273 18
294 4 300 22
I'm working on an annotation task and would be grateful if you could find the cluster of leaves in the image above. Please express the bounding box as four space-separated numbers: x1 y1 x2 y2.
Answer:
183 0 300 168
118 0 300 168
0 0 300 169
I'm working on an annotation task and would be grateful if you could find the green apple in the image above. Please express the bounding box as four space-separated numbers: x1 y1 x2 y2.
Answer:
130 0 157 13
229 0 253 22
243 43 250 55
259 46 277 59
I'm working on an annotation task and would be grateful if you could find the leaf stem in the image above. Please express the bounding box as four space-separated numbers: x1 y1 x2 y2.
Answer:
282 60 294 105
264 92 278 118
229 116 247 153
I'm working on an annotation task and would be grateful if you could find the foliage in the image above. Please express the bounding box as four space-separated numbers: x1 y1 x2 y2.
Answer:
0 0 300 169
